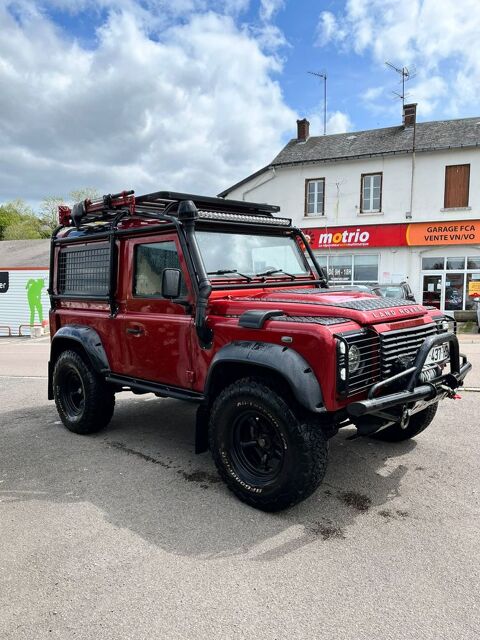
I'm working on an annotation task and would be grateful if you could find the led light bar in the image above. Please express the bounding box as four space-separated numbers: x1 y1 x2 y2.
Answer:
197 210 291 226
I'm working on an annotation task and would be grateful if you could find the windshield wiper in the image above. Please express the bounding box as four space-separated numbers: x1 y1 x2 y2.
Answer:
255 268 296 280
207 269 252 282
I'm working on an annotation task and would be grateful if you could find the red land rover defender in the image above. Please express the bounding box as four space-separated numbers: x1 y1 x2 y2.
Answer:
48 191 471 511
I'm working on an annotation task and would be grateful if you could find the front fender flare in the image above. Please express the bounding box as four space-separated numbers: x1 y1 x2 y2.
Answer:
205 341 324 413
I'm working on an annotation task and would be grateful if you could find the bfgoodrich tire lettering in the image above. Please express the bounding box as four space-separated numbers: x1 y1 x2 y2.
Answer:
208 377 328 511
53 349 115 434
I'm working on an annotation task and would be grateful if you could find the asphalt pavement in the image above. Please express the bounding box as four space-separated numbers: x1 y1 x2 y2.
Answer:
0 336 479 639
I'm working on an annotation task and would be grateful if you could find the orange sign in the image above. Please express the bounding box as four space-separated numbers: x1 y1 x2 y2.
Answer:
406 221 480 246
468 281 480 298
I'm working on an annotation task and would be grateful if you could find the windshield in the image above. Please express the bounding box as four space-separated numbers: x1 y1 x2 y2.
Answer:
195 231 310 279
378 285 403 298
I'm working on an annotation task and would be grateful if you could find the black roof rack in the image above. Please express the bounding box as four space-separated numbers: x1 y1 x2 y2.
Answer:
57 188 288 233
135 191 280 216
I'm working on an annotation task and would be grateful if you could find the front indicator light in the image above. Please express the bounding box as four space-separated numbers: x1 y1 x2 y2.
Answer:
340 367 347 381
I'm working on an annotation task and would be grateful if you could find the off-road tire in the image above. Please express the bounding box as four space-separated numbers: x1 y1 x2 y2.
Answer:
53 350 115 435
208 377 328 512
371 402 438 442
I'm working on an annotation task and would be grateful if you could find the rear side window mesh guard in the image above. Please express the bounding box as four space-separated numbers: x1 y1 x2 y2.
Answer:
57 243 111 296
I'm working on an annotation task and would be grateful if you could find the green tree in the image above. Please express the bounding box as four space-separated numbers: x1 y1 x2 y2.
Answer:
39 196 65 234
70 188 100 204
3 220 42 240
39 188 100 233
0 200 36 240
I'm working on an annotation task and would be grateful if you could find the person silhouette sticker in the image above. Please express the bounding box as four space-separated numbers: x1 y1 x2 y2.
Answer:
25 278 46 327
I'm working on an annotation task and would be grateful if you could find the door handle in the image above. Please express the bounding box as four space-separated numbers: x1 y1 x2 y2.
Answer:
126 326 144 335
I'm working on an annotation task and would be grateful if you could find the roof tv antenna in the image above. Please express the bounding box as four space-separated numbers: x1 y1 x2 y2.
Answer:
308 71 327 135
385 62 416 106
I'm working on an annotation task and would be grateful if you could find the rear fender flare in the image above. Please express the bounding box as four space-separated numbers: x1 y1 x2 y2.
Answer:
48 325 110 399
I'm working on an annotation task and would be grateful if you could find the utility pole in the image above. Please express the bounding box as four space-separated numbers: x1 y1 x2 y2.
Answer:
308 71 327 135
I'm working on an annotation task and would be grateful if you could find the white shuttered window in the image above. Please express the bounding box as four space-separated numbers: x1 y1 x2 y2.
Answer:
305 179 325 216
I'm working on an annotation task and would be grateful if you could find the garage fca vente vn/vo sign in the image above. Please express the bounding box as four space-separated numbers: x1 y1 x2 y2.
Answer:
304 220 480 249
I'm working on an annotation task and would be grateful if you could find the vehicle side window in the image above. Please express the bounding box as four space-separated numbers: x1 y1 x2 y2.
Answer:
134 241 187 298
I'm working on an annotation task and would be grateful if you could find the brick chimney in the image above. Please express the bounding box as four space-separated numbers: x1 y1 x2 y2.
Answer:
296 118 310 142
403 103 417 129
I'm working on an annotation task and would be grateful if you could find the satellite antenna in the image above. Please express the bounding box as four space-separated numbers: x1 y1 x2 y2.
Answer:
308 71 327 135
385 62 416 105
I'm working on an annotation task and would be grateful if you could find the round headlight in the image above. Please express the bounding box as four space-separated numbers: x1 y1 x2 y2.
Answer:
348 344 361 373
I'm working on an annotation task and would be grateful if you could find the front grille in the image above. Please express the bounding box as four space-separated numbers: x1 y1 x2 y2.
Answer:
340 320 443 397
379 323 438 378
342 330 381 396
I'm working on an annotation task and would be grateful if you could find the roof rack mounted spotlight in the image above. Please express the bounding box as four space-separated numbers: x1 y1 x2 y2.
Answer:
196 210 292 226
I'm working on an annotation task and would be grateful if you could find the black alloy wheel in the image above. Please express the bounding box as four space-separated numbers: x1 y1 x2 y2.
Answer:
60 368 86 419
230 409 285 486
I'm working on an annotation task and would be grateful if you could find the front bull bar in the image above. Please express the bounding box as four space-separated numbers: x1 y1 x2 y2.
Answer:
347 332 472 419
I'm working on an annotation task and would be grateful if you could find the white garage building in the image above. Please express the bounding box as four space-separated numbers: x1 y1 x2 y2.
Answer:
0 240 50 336
219 105 480 319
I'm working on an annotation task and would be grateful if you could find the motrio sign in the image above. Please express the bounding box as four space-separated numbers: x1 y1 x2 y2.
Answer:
303 220 480 249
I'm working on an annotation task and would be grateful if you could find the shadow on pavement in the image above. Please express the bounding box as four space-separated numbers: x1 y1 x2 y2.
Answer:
0 396 415 560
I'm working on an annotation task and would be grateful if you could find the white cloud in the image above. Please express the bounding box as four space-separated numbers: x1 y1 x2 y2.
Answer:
316 0 480 119
315 11 344 46
308 111 353 136
327 111 353 134
259 0 284 22
0 3 296 202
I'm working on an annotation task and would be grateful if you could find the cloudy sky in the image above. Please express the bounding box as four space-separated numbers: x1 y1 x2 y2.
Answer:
1 0 479 204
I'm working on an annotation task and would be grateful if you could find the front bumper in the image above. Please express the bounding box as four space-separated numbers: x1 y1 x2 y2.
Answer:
347 332 472 420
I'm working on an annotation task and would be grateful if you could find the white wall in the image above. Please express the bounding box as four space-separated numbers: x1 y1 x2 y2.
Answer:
226 147 480 228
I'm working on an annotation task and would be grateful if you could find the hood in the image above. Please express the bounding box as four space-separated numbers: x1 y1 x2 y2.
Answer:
210 287 427 325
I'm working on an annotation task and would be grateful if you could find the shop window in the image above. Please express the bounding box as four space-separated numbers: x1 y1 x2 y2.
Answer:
466 274 480 310
360 173 382 213
353 254 378 282
444 164 470 208
305 179 325 216
314 253 379 285
445 274 464 311
422 257 445 270
329 255 352 282
446 257 465 270
467 256 480 269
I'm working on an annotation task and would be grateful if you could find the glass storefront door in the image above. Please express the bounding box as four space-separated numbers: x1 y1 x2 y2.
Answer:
445 273 464 311
421 255 480 312
422 274 443 309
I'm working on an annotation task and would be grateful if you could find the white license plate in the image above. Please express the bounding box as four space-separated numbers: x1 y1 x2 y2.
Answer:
425 343 450 365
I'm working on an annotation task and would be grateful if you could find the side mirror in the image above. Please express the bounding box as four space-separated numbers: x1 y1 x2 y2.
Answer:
162 268 182 299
